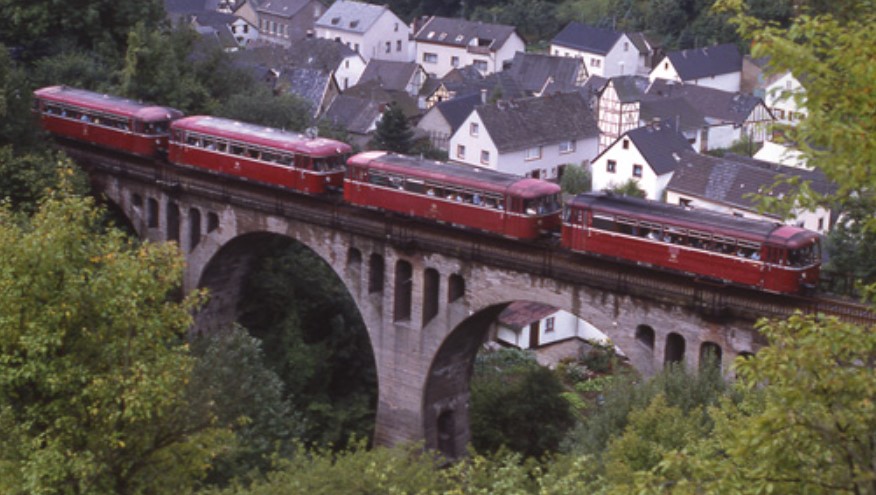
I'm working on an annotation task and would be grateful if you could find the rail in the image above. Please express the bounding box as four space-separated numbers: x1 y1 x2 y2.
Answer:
63 142 876 327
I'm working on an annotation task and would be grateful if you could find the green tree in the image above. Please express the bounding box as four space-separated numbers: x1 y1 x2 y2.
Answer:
560 164 591 195
369 102 414 154
606 178 646 198
0 189 232 494
639 314 876 495
0 149 89 214
0 45 41 149
470 349 575 458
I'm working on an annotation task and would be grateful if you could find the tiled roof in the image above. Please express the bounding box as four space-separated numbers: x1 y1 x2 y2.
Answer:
234 40 357 72
667 151 834 212
645 79 764 125
435 92 482 133
551 22 622 55
315 0 388 34
505 52 585 95
324 94 380 134
624 123 694 176
639 97 705 133
342 79 420 118
191 10 237 27
358 60 419 92
477 92 599 153
662 43 742 80
607 75 649 103
276 66 329 112
256 0 310 17
498 301 559 330
165 0 220 15
413 16 517 51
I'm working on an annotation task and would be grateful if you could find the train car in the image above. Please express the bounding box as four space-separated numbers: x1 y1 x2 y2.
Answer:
169 116 352 194
562 192 821 293
33 85 183 157
344 151 562 239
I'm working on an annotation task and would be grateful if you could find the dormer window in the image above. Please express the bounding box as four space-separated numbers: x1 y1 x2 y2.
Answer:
350 20 359 28
439 32 447 40
331 17 340 25
455 34 464 42
427 31 435 39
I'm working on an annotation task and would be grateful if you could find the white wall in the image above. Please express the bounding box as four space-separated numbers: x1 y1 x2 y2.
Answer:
766 72 806 125
317 10 410 63
496 310 611 349
335 53 367 90
650 58 741 92
550 37 637 78
590 137 669 199
417 34 524 78
449 110 598 179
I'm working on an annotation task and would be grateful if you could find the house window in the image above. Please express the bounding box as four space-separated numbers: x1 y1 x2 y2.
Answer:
345 60 350 68
469 122 479 136
524 146 542 161
622 138 629 149
545 317 555 333
590 58 601 68
624 41 629 52
664 62 669 70
385 41 391 53
451 56 459 67
679 197 692 207
559 140 575 154
480 150 490 164
396 40 402 51
607 159 617 173
818 217 824 230
456 144 465 159
354 43 360 52
423 52 438 63
633 164 643 177
473 60 488 72
394 22 399 32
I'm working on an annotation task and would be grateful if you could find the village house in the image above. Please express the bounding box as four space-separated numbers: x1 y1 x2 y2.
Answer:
549 22 642 78
422 66 525 109
590 123 693 200
649 43 742 92
503 52 588 96
449 92 599 180
594 75 650 151
254 0 327 47
416 92 483 152
763 71 806 126
357 59 428 98
314 0 410 63
190 11 247 51
412 16 525 78
665 151 834 234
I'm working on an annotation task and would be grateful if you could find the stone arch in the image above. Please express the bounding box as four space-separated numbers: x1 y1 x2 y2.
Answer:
699 341 723 371
635 324 655 352
665 332 686 365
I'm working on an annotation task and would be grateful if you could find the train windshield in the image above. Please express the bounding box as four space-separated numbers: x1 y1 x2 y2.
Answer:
143 121 171 135
312 154 347 172
788 240 821 267
524 193 562 216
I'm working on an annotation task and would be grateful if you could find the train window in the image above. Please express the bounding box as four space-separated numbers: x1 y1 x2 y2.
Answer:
278 154 293 165
187 136 200 146
202 139 217 150
231 144 245 155
404 179 425 194
216 141 227 153
369 171 391 187
592 214 615 231
262 152 279 163
172 130 183 142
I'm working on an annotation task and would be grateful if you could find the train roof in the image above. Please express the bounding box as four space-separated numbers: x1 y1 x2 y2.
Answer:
172 116 352 157
33 86 182 122
568 192 819 247
347 151 561 198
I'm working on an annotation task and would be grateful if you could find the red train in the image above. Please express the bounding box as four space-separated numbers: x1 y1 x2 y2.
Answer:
345 151 562 239
33 86 822 293
562 192 821 293
33 85 183 157
169 116 352 194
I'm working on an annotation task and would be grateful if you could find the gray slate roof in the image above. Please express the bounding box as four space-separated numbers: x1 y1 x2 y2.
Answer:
358 60 419 92
639 97 705 134
256 0 311 17
276 66 329 112
413 16 517 51
551 22 622 55
624 123 694 176
324 94 380 134
607 75 650 103
165 0 220 15
342 79 420 118
667 151 834 212
662 43 742 80
435 92 482 133
477 92 599 153
645 79 764 125
316 0 388 33
505 52 585 95
191 10 238 28
234 40 357 73
498 301 558 330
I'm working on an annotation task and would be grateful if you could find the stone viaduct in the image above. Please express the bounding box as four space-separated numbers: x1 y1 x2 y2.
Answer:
67 145 863 458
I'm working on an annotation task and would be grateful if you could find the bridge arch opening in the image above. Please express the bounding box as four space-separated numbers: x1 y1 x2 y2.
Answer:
665 332 686 365
368 253 384 293
394 260 413 321
147 197 159 228
166 201 180 242
700 341 723 371
423 268 440 326
635 324 656 353
448 273 464 302
188 208 202 250
195 232 378 448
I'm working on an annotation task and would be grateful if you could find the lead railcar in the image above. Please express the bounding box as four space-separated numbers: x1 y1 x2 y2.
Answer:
561 192 821 293
344 151 562 240
169 116 352 194
33 86 183 157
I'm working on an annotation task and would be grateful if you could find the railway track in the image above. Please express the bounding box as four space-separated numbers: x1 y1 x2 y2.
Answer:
62 141 876 327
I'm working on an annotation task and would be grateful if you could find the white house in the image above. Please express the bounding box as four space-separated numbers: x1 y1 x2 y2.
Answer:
649 43 742 92
494 301 611 351
413 16 525 78
549 22 640 78
229 16 259 47
449 92 599 180
590 123 693 200
764 71 806 126
314 0 410 63
595 75 650 151
416 92 483 151
753 140 806 169
255 0 327 46
665 151 834 234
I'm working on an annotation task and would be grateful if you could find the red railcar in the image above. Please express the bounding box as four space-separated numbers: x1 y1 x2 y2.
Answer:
168 116 352 194
33 86 183 157
562 192 821 293
344 151 562 239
